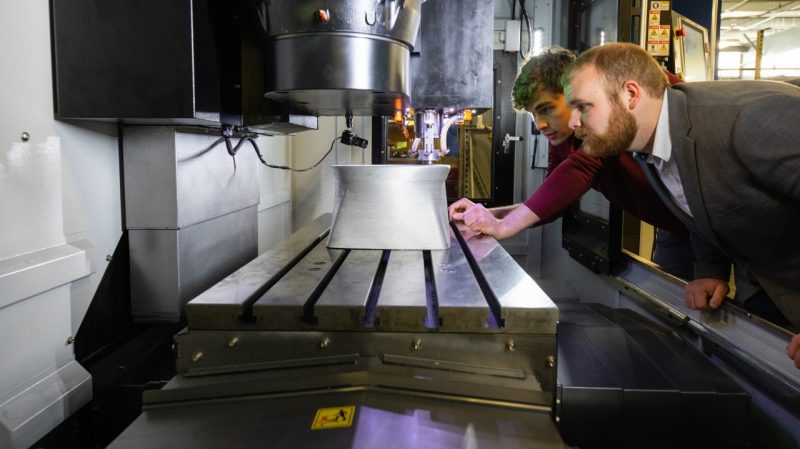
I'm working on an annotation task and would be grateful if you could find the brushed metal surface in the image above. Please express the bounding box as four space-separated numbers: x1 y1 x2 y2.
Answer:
123 127 259 230
185 213 558 334
459 225 558 333
264 0 421 116
109 386 565 449
186 214 332 329
129 206 257 321
314 250 384 329
432 229 494 331
327 164 451 250
265 0 421 45
174 331 555 396
266 34 410 116
252 241 343 329
373 250 429 329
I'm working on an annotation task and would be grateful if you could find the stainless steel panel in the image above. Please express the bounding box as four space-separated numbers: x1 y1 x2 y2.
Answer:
327 165 450 250
374 250 429 329
123 127 259 229
432 231 492 331
109 388 565 449
130 206 257 321
174 331 556 395
0 361 92 449
462 228 559 334
264 0 422 116
186 214 558 334
252 242 343 329
266 35 410 116
617 261 800 394
410 0 494 109
186 214 332 329
266 1 422 46
314 250 384 329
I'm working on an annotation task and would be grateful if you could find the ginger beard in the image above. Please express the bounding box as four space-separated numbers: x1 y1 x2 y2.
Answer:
576 96 638 158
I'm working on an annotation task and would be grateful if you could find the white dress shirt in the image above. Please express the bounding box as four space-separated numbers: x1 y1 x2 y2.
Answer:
640 92 693 217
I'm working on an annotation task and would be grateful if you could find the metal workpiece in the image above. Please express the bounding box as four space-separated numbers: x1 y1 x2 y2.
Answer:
327 164 451 250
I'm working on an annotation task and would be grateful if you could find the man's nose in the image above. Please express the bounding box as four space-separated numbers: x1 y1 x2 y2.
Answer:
568 110 581 130
534 118 547 131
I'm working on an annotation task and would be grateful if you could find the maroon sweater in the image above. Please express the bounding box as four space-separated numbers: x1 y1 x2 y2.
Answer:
523 135 688 236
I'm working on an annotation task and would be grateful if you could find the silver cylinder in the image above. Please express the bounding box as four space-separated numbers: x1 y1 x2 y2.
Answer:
264 0 422 116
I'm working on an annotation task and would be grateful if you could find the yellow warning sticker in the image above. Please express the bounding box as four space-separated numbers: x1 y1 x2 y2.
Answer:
311 406 356 430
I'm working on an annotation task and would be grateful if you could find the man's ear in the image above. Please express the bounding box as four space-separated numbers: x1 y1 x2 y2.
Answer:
621 80 643 110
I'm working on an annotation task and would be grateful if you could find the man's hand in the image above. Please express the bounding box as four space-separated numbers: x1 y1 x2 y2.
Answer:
449 198 476 221
789 334 800 369
685 278 730 309
449 198 539 240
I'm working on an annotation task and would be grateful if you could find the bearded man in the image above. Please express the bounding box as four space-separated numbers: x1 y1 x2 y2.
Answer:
563 42 800 369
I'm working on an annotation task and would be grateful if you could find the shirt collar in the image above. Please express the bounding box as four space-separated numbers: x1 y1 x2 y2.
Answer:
645 90 671 168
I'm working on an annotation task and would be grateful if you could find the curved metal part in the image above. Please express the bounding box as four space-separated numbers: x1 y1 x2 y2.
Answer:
327 165 450 250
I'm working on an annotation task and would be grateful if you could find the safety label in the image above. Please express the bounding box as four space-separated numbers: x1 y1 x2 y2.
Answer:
650 1 669 11
311 405 356 430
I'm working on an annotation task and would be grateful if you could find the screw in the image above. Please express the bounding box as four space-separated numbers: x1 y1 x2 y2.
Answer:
546 355 555 368
21 132 30 142
505 339 516 352
66 336 75 345
555 416 561 423
192 351 203 362
411 338 422 351
319 337 331 349
227 337 239 348
106 255 113 262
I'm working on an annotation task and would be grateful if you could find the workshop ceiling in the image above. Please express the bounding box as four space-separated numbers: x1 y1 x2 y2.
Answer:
720 0 800 47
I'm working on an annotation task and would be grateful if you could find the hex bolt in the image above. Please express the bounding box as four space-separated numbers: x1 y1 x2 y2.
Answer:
319 337 331 349
192 351 203 363
505 339 516 352
227 337 239 348
546 355 555 368
411 338 422 351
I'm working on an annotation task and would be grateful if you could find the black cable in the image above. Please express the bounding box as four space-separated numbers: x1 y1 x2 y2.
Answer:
531 134 539 170
247 135 342 172
214 127 350 173
518 0 533 60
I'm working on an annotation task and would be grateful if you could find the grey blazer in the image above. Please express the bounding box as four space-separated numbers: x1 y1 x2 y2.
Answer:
666 80 800 327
